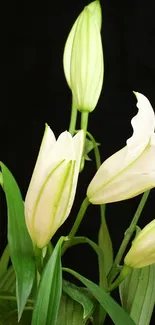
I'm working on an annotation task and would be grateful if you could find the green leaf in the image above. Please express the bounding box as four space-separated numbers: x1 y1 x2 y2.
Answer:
98 206 113 325
98 206 113 277
0 245 10 278
57 293 85 325
32 237 64 325
0 163 35 319
62 279 96 320
119 264 155 325
84 139 100 161
0 266 16 293
63 268 136 325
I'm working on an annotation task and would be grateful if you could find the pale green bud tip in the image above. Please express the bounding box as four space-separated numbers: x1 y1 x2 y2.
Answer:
124 219 155 268
63 0 104 113
87 1 102 30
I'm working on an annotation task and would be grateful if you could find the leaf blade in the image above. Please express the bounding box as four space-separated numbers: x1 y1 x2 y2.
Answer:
1 163 35 319
32 237 63 325
63 267 136 325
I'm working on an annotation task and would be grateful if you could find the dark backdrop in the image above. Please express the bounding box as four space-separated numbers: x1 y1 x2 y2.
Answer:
1 0 155 324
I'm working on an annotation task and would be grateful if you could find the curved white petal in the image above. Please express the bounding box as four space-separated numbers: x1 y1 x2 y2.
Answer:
27 160 72 248
25 128 84 247
127 92 155 159
88 142 155 204
25 129 75 230
87 92 155 204
70 7 103 112
51 131 75 161
63 15 80 87
125 221 155 268
25 124 56 221
62 130 84 221
133 219 155 244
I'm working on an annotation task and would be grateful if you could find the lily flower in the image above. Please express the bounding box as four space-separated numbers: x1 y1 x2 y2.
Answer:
124 219 155 268
87 92 155 204
63 0 103 112
25 125 84 248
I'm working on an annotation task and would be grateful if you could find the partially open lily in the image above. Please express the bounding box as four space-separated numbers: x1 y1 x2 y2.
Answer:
87 92 155 204
124 219 155 268
63 0 103 112
25 125 84 248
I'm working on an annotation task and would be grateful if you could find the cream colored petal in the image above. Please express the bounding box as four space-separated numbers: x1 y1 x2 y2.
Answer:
87 146 128 201
133 219 155 244
125 226 155 268
51 131 75 161
87 0 102 30
70 7 103 112
126 92 155 159
27 160 72 248
87 93 155 203
63 15 80 87
25 129 75 229
62 130 84 221
88 142 155 204
51 161 75 234
25 124 56 222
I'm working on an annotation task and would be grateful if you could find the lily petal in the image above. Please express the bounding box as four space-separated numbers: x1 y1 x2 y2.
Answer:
70 7 103 111
87 92 155 204
30 160 73 248
127 92 155 160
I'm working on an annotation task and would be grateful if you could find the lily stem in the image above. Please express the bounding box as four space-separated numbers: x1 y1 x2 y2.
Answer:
69 97 78 135
108 190 150 284
62 197 90 254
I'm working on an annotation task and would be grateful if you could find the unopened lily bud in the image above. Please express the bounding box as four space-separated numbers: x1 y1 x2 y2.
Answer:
87 92 155 204
63 0 103 112
25 125 84 248
124 220 155 268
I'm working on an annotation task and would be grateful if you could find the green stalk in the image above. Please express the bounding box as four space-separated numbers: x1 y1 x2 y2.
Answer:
80 111 89 135
62 197 90 254
108 190 150 284
69 97 78 135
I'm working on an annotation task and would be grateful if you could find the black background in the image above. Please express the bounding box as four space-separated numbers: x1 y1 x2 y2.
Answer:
1 0 155 324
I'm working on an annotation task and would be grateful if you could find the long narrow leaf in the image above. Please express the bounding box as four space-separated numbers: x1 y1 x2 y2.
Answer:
32 237 64 325
0 163 35 319
0 245 10 278
63 267 136 325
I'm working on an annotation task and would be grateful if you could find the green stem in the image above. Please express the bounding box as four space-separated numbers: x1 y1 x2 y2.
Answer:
62 197 90 254
34 246 42 275
86 131 113 275
108 265 132 292
86 131 101 168
81 111 89 134
108 190 150 284
62 236 105 262
69 97 78 135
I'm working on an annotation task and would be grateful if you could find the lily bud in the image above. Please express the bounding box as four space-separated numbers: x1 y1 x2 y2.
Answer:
63 0 103 112
124 220 155 268
25 125 84 248
87 92 155 204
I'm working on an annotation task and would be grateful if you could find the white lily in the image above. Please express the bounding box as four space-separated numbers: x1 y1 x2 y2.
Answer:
25 125 84 248
63 0 103 112
124 219 155 268
87 92 155 204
